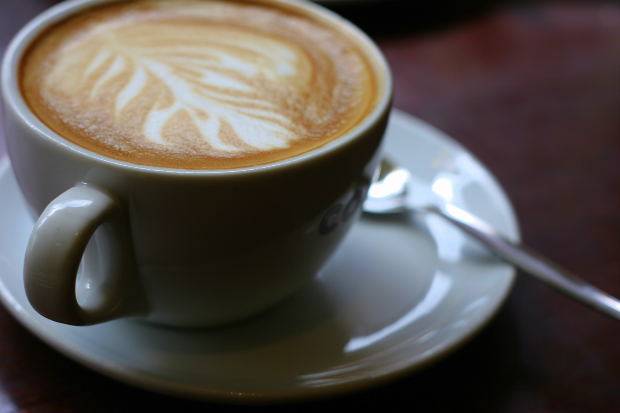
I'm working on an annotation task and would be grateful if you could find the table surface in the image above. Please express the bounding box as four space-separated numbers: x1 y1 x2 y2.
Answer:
1 1 619 412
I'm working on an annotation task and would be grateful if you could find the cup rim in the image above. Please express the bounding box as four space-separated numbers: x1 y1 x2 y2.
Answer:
1 0 392 176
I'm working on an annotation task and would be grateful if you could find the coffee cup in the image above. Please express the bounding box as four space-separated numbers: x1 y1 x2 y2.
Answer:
1 0 392 327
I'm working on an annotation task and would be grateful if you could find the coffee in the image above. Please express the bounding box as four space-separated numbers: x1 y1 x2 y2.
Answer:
20 0 381 169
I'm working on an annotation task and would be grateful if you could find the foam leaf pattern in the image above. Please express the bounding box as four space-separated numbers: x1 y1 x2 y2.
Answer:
45 21 319 154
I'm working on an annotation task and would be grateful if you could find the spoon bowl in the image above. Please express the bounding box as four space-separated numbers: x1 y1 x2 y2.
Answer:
363 158 620 321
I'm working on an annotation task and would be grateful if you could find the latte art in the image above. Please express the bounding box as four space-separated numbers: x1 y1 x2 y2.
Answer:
49 22 312 152
21 0 380 169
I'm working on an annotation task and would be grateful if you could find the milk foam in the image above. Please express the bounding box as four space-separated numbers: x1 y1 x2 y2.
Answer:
21 0 378 169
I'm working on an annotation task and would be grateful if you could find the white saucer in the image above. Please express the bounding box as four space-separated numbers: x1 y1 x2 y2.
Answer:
0 109 519 404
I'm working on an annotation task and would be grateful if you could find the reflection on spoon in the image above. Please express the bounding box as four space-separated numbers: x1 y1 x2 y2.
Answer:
363 159 620 321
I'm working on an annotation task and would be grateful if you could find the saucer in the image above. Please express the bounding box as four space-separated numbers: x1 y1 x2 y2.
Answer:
0 109 518 404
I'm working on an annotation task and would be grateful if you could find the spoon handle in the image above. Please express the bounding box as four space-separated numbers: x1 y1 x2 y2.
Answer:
427 204 620 321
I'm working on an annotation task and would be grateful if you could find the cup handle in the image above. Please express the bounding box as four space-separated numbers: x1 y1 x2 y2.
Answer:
24 184 145 325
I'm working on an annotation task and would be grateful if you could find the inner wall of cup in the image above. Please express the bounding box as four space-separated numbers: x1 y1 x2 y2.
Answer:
2 0 392 175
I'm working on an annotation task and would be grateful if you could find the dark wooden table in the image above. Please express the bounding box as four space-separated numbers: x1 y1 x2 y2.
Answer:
1 1 619 412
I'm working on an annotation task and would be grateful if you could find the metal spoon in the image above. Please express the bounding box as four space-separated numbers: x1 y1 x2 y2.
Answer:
363 159 620 321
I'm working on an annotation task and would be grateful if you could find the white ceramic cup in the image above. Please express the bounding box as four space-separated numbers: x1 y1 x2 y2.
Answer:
1 0 392 327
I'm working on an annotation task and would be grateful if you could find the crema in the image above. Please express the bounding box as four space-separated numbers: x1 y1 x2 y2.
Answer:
20 0 381 169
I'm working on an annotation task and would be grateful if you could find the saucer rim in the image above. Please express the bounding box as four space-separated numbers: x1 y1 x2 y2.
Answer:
0 109 519 404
